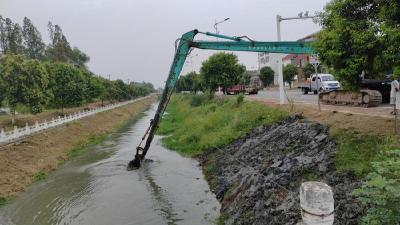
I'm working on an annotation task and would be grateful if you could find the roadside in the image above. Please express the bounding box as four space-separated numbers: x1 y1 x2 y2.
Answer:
0 95 156 201
249 90 394 119
246 93 396 136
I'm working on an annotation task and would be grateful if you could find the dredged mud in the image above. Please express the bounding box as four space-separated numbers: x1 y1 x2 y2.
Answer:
200 115 366 225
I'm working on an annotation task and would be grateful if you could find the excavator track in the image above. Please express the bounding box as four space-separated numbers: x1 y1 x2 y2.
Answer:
319 89 382 107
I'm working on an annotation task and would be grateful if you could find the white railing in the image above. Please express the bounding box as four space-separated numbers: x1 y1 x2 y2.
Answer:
0 96 151 145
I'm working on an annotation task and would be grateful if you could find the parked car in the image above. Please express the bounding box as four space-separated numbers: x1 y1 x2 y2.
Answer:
298 74 341 94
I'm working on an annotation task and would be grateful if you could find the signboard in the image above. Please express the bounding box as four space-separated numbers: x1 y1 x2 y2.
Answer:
309 54 320 65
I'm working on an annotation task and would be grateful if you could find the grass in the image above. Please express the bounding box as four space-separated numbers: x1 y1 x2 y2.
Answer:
34 171 48 182
0 197 7 207
67 133 109 158
157 94 288 156
333 130 400 177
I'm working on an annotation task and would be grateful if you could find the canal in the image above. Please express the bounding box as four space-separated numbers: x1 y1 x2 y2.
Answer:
0 105 220 225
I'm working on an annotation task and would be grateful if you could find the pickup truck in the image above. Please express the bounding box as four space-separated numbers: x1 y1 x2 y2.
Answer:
298 74 341 94
226 85 258 95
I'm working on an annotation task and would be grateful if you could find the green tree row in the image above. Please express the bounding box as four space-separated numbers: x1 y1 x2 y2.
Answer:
0 16 154 123
176 52 324 92
0 54 154 123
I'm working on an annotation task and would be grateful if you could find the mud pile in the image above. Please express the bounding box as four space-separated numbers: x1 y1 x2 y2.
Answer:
201 115 366 225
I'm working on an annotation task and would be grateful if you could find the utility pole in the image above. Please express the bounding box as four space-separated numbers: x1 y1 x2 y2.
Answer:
276 11 318 105
310 54 321 111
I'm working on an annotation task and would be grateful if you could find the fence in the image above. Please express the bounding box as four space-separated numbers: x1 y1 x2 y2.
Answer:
0 96 151 145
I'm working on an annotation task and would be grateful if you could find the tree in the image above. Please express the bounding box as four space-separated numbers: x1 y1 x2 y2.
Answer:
0 54 24 123
21 59 51 114
46 22 72 63
200 52 245 94
46 63 86 113
22 17 45 59
302 63 315 79
283 64 297 88
0 17 25 55
259 66 274 87
0 55 49 123
242 71 252 85
81 70 106 103
315 0 400 91
70 47 89 68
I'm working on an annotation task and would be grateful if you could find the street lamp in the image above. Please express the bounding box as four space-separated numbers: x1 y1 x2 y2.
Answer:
276 12 318 105
214 17 230 35
189 53 198 72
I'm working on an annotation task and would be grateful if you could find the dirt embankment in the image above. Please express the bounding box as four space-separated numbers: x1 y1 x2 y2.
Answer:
200 115 365 225
0 96 156 198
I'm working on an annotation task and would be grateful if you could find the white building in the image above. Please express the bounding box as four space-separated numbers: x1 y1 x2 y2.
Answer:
258 53 285 85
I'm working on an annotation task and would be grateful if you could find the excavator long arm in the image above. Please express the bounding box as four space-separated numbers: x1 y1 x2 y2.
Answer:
128 29 314 169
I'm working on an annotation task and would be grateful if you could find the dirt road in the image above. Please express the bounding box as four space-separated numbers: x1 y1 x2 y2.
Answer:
252 90 394 119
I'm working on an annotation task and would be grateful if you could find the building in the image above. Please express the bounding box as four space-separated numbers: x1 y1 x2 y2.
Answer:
258 32 319 84
258 53 281 85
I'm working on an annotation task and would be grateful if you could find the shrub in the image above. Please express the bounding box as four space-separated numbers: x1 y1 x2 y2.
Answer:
353 150 400 225
236 93 244 105
189 94 208 107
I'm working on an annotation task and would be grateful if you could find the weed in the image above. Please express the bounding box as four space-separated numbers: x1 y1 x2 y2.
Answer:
158 94 287 156
67 134 107 158
333 130 397 177
236 93 244 105
0 197 7 207
353 150 400 225
34 171 47 182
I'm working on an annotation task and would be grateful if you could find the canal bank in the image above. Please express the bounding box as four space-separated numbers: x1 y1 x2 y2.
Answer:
157 94 400 224
0 96 156 201
0 104 219 225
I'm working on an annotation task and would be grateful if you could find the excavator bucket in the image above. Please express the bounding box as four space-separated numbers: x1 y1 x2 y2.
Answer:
127 155 141 170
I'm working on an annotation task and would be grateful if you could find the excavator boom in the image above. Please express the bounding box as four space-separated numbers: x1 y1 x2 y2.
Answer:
127 29 314 169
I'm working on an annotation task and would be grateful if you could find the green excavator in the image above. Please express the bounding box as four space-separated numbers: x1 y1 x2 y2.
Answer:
127 29 314 169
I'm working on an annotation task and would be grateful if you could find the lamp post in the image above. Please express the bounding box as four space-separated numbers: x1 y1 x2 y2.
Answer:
276 11 318 105
189 53 198 72
214 17 230 39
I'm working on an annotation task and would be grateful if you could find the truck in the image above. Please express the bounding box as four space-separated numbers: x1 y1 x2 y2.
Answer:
226 85 258 95
298 74 341 94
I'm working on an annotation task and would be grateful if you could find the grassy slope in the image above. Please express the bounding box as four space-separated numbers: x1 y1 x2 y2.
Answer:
158 94 288 156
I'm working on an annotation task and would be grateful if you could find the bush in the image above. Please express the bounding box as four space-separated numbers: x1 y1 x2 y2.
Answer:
189 94 208 107
353 150 400 225
205 90 215 100
236 93 244 105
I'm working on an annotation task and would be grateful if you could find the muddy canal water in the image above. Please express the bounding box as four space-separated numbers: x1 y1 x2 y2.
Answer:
0 105 220 225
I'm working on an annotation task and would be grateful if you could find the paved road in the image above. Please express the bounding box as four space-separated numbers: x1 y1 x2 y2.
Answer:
257 89 318 105
247 89 394 118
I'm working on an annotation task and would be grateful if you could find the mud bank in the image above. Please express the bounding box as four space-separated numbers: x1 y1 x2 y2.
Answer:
0 96 156 199
200 115 366 225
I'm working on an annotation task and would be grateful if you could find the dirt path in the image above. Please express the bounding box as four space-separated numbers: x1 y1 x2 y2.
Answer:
0 96 156 199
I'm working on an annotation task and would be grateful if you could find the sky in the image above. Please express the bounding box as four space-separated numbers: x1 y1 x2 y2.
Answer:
0 0 331 88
